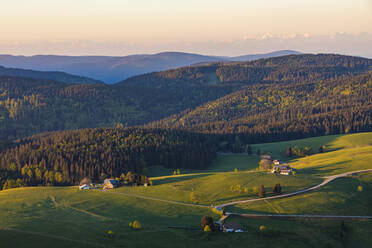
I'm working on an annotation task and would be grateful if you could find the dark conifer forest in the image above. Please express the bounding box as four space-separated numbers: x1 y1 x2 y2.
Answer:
149 71 372 143
0 128 216 189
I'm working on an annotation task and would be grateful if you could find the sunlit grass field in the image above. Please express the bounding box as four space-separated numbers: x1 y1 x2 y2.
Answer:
1 132 372 247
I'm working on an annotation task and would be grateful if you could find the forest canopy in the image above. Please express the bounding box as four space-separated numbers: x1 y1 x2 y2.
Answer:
0 128 216 189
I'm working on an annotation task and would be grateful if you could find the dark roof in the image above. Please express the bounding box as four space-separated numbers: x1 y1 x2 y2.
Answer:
104 179 120 185
224 222 242 230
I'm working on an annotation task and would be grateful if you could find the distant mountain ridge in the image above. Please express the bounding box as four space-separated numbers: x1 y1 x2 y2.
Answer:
0 50 301 83
0 65 102 84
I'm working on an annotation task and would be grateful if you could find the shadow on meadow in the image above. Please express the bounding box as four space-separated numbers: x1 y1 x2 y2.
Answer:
152 173 213 185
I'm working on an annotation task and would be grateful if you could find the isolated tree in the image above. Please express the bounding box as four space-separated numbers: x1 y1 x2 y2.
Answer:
319 145 325 153
204 225 212 232
273 183 282 195
201 216 215 231
285 147 292 157
258 185 266 198
120 173 126 181
132 220 142 229
222 208 226 216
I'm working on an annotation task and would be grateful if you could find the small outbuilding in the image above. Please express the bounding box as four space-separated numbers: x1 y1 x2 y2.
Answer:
273 160 280 165
79 177 94 190
79 184 93 190
103 179 120 189
272 164 294 175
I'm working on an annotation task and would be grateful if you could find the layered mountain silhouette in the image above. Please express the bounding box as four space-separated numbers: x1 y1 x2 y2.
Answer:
0 53 371 140
0 50 300 83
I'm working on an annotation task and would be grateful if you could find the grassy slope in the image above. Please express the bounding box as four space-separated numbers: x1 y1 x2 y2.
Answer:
1 132 372 247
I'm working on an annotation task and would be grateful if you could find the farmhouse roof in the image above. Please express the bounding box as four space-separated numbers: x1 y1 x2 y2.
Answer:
104 179 120 186
224 222 242 230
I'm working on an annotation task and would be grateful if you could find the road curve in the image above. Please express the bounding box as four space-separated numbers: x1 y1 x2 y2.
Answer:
224 213 372 221
215 169 372 210
99 169 372 211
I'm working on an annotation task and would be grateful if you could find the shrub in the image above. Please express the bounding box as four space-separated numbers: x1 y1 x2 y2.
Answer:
273 183 282 195
204 225 212 232
259 225 266 232
107 230 115 237
201 216 215 231
357 185 363 192
258 185 266 198
132 220 142 229
212 207 223 215
319 145 325 153
234 168 239 173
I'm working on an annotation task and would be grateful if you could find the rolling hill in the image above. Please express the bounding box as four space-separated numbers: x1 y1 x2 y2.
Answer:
0 50 301 83
0 53 371 141
1 132 372 248
149 70 372 143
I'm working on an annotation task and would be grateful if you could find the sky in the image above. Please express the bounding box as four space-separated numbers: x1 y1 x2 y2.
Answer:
0 0 371 57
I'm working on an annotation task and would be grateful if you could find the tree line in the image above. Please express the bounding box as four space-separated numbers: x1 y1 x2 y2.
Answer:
0 128 216 189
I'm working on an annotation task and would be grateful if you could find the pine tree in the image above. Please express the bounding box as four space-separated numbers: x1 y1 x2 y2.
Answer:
258 185 266 198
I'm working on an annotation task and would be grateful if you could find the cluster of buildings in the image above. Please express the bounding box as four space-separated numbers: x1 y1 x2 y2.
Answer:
260 155 295 175
271 160 295 175
78 178 120 190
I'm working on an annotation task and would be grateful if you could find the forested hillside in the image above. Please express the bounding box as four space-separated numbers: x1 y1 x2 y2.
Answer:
0 65 102 84
149 71 372 143
0 76 235 139
0 54 371 140
119 54 372 87
0 128 216 189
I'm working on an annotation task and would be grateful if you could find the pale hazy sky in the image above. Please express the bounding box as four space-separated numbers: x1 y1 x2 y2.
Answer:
0 0 371 56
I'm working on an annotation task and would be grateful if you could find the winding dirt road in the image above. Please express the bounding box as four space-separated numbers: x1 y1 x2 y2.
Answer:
101 169 372 212
215 169 372 210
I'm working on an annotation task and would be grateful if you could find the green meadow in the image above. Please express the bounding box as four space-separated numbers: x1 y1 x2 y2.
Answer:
1 132 372 247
